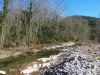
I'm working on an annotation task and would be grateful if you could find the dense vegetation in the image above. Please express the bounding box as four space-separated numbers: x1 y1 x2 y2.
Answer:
0 0 99 48
63 15 99 41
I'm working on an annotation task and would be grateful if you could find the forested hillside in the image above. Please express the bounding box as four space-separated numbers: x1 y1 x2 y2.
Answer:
63 15 99 41
0 0 99 48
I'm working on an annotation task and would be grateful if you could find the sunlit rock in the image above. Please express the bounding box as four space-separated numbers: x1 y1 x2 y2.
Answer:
0 70 6 75
66 42 75 47
40 58 50 62
42 63 51 67
32 64 38 68
21 66 38 74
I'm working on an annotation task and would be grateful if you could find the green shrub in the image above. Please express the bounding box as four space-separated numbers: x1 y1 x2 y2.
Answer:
97 57 100 60
86 57 93 62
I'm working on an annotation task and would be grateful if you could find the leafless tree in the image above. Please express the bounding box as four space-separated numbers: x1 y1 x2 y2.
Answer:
63 16 90 42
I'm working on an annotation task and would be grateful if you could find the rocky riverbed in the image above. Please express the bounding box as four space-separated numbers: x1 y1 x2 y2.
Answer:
0 42 100 75
20 42 100 75
41 52 100 75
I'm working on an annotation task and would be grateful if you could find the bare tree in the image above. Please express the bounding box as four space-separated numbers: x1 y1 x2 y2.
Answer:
0 0 68 47
63 16 90 42
0 0 9 48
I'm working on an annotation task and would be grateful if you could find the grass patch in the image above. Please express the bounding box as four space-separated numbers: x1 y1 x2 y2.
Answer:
0 49 60 72
97 57 100 60
86 57 93 62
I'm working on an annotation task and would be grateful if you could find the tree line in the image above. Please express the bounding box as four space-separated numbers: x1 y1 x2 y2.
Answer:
0 0 99 48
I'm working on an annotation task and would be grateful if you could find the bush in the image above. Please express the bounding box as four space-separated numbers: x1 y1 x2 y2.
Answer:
37 24 56 44
86 57 93 62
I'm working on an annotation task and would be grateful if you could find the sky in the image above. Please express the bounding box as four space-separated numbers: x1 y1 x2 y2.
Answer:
0 0 3 10
0 0 100 18
62 0 100 18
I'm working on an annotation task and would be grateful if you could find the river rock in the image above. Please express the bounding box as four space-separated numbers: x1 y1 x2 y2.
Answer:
42 53 97 75
0 70 6 75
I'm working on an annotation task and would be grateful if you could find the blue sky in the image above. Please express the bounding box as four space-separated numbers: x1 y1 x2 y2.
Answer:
62 0 100 18
0 0 100 18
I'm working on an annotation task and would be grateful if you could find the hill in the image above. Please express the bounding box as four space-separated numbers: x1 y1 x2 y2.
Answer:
62 15 100 41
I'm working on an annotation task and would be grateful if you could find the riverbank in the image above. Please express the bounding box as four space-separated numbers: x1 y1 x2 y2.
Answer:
20 42 100 75
0 42 100 75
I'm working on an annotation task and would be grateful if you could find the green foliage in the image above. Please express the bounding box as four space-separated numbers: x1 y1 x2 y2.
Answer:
0 11 3 23
69 15 99 41
81 15 99 40
97 57 100 60
82 16 98 27
89 27 97 40
37 24 56 44
86 57 93 62
74 36 79 42
3 0 9 22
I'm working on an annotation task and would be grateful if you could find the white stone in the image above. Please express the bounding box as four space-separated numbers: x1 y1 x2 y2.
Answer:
52 55 58 60
46 47 52 50
61 43 67 47
27 66 32 69
51 46 57 49
38 64 42 68
24 73 30 75
56 45 62 48
33 64 38 68
61 49 69 51
0 70 6 75
37 59 41 61
40 58 50 62
21 67 38 74
42 63 50 67
67 42 75 47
